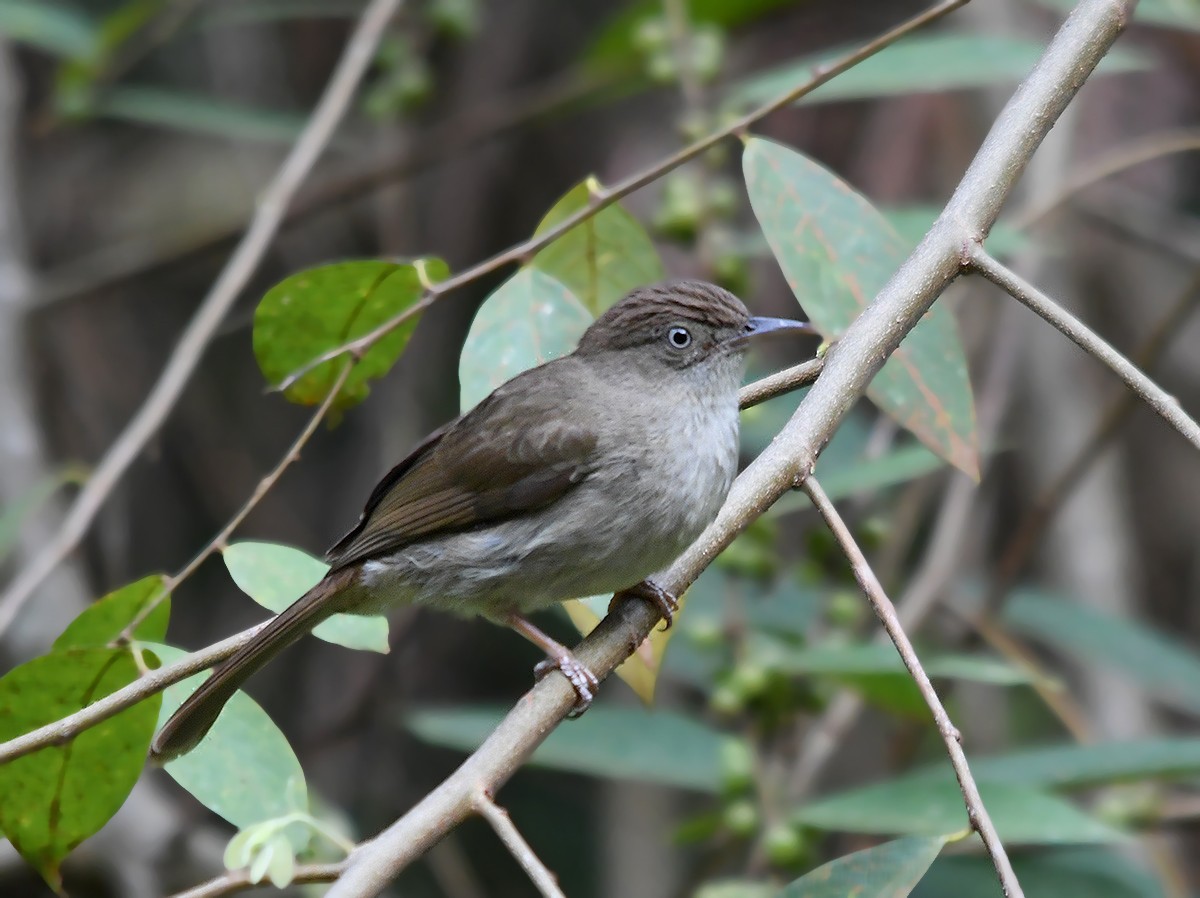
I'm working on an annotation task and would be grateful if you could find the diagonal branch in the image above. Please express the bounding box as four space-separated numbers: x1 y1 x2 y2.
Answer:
0 0 406 636
969 246 1200 451
473 791 566 898
799 477 1022 897
0 360 819 766
168 861 345 898
322 2 1138 894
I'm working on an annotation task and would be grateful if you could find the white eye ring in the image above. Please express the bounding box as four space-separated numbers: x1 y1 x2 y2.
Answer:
667 326 692 349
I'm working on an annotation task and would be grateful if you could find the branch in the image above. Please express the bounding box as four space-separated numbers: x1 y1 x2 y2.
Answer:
1014 127 1200 228
737 358 823 409
969 246 1200 451
0 625 260 764
800 478 1023 897
473 792 566 898
168 861 345 898
0 359 811 765
0 0 405 636
322 2 1136 893
984 269 1200 611
120 361 354 639
275 0 970 391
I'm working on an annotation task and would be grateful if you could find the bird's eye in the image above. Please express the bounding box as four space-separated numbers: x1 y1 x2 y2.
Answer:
667 326 692 349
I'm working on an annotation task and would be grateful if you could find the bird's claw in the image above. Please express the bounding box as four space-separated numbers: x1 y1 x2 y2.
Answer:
610 580 680 630
534 653 599 718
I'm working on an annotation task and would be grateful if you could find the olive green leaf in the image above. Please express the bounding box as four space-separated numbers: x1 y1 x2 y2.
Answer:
532 178 664 315
0 649 161 889
54 573 170 649
744 137 979 478
254 257 448 410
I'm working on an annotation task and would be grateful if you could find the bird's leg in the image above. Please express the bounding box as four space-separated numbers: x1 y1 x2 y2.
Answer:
609 579 680 630
505 614 598 718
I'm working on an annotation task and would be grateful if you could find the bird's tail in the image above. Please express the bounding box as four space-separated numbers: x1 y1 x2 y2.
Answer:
149 566 358 764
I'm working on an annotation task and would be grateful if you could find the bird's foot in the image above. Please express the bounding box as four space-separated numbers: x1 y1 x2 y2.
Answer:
534 651 599 718
610 580 680 630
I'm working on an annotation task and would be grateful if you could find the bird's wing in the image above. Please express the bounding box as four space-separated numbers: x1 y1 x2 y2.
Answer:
325 365 599 570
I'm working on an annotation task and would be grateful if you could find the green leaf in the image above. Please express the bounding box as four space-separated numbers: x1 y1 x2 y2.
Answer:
458 267 592 411
744 136 979 478
146 643 310 849
884 206 1028 259
254 257 447 409
914 848 1167 898
0 465 86 565
1035 0 1200 33
531 179 664 315
1004 589 1200 715
54 574 170 649
769 642 1035 717
728 34 1152 107
0 649 160 887
0 0 96 58
778 835 950 898
774 643 1033 683
793 779 1121 845
939 738 1200 790
409 706 723 791
223 542 388 653
88 86 310 143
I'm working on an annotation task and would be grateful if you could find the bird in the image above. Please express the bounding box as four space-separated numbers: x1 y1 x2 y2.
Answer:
150 280 811 763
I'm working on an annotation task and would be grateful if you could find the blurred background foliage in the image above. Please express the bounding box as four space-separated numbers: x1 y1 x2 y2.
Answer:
1 0 1199 895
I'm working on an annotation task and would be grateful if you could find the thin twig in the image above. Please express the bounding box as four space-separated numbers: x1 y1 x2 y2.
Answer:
167 861 346 898
737 358 823 409
969 246 1200 452
473 792 566 898
800 476 1024 898
322 0 1136 892
275 0 971 392
0 625 262 764
120 361 354 639
0 0 405 636
784 306 1023 801
1014 127 1200 228
983 270 1200 613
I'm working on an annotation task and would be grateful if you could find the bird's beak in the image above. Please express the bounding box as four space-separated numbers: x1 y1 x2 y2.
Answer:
729 316 816 347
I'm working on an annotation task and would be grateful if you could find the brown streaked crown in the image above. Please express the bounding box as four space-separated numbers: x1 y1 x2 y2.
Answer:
575 281 749 355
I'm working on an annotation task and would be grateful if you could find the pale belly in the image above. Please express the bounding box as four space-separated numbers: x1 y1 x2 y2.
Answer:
356 396 739 622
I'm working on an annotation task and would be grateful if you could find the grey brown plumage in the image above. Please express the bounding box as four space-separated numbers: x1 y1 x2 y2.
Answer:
150 280 810 764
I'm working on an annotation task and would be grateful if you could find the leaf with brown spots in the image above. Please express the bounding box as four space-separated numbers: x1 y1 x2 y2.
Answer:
744 137 979 479
0 649 160 889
